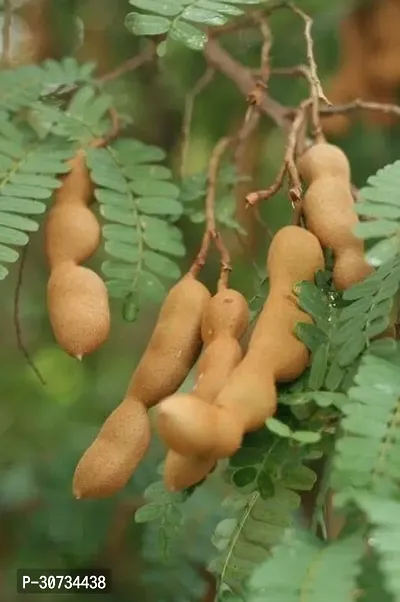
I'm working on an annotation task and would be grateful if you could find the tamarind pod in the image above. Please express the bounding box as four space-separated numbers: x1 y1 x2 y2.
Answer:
297 145 373 290
201 288 250 346
72 274 211 499
164 337 243 491
73 397 150 499
45 204 101 269
296 143 351 183
47 262 110 359
157 226 324 459
55 150 93 204
163 289 250 491
126 274 211 405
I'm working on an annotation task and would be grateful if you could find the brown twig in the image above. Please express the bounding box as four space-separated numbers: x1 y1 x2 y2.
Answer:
97 42 157 84
287 2 329 143
180 67 215 179
246 99 310 221
204 37 290 129
320 98 400 119
190 136 233 289
14 246 46 386
1 0 11 66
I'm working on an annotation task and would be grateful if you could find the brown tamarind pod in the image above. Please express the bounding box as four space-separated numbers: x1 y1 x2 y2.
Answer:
47 262 110 359
54 150 93 204
157 226 324 460
163 289 250 491
296 143 373 290
45 148 109 358
45 204 101 269
72 273 211 499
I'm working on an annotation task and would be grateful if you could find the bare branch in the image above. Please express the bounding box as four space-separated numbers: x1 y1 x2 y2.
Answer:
97 43 157 84
320 98 400 119
287 2 330 142
190 137 233 289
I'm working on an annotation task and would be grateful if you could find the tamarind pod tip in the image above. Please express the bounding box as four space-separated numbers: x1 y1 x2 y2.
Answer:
73 398 151 499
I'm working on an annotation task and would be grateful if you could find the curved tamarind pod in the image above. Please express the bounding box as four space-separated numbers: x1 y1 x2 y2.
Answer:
47 262 110 359
45 147 109 357
55 150 93 204
157 226 324 459
72 274 211 499
45 204 101 269
163 289 249 491
297 143 373 291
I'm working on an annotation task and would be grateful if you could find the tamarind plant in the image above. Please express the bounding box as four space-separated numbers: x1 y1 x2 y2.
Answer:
3 1 400 601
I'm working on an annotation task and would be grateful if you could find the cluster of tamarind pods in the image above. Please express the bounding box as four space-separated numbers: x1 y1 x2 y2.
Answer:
322 0 400 136
43 139 386 498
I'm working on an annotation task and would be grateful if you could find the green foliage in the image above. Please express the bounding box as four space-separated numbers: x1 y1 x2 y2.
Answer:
357 160 400 266
0 57 95 113
125 0 262 52
246 530 365 602
332 352 400 499
86 139 185 318
0 114 72 279
209 430 319 599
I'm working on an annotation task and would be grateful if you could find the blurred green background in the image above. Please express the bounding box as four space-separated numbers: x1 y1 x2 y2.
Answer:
1 0 400 600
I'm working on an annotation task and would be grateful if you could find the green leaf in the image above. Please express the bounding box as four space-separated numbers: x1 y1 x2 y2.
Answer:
144 227 185 256
0 198 46 215
366 237 400 267
294 322 327 353
105 241 139 262
131 180 180 197
336 331 366 366
291 430 321 444
129 0 182 17
266 418 292 438
230 448 263 468
137 271 166 302
125 12 171 35
343 275 382 300
0 243 19 263
102 261 135 280
366 316 389 338
196 1 244 16
0 226 29 246
355 202 400 219
102 223 139 244
136 196 182 216
232 467 258 488
0 212 39 232
309 343 329 390
135 503 165 523
182 7 227 26
143 250 181 280
100 205 137 226
295 280 329 322
169 21 208 50
0 264 9 279
324 358 345 391
257 470 274 499
354 220 399 239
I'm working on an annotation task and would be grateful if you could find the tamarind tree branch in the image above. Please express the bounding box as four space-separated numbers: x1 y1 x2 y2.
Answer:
246 99 310 219
190 136 233 288
97 42 157 84
286 2 330 143
320 98 400 119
